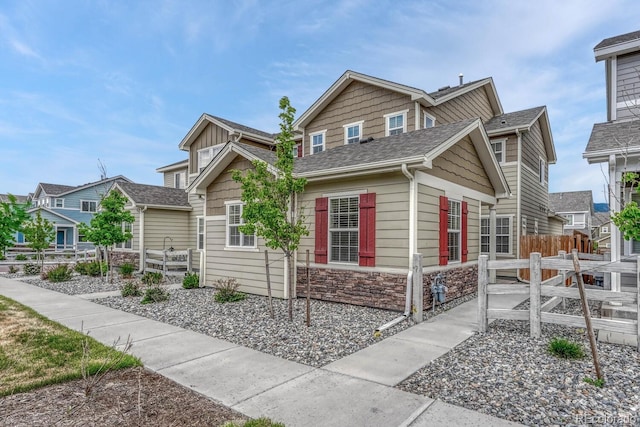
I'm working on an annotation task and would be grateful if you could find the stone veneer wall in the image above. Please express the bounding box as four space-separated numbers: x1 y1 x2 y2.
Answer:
296 264 478 311
109 251 140 269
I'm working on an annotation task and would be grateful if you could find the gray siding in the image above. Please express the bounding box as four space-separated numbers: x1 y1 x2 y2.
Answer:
616 52 640 120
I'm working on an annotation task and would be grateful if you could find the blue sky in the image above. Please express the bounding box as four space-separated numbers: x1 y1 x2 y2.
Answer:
1 0 639 203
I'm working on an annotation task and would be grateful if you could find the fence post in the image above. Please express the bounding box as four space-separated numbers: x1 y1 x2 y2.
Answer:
412 254 423 323
141 248 147 273
558 250 567 309
187 248 192 273
637 256 640 352
530 252 541 338
604 251 611 291
478 255 489 332
163 250 168 277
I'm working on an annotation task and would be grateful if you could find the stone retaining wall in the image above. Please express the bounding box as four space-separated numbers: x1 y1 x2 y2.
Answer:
110 251 140 269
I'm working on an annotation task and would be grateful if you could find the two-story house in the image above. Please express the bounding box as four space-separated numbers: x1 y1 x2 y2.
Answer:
583 29 640 292
548 191 594 236
28 176 130 250
181 70 558 310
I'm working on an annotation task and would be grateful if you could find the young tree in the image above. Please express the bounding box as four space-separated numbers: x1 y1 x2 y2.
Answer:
232 96 308 321
0 194 29 256
78 191 134 282
22 211 55 270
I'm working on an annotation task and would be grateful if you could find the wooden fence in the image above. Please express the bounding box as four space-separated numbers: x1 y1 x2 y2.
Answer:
1 248 96 264
142 248 192 276
478 251 639 351
519 232 593 281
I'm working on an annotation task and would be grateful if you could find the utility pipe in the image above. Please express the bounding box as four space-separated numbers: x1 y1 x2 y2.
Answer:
401 163 416 268
374 271 413 335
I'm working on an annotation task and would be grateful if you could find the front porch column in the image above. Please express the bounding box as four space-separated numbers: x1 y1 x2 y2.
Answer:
609 154 621 292
489 205 497 283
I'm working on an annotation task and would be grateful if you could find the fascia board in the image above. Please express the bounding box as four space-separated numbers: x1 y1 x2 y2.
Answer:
156 161 188 173
595 39 640 61
299 158 424 180
28 207 80 224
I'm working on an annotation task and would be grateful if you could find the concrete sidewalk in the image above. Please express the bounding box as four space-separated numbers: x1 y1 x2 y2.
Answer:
0 277 524 427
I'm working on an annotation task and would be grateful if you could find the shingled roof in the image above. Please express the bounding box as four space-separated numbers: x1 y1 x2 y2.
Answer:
116 182 190 208
595 29 640 50
427 78 490 100
39 183 76 195
584 120 640 155
206 114 275 140
484 106 546 133
549 191 593 213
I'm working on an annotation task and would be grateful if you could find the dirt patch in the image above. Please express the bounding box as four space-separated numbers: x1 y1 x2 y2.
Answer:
0 367 247 426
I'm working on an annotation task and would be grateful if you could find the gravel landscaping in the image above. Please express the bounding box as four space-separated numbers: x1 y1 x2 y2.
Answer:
398 299 640 426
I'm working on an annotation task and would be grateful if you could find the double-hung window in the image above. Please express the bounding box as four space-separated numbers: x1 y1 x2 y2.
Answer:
343 121 363 144
329 196 359 263
226 203 255 248
197 217 204 250
81 200 97 213
385 110 407 136
447 200 461 261
54 198 64 208
310 131 326 154
424 112 435 128
198 145 223 172
539 157 546 184
174 171 186 189
491 139 505 163
481 217 512 254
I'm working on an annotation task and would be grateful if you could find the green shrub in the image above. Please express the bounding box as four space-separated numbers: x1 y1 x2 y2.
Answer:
121 281 142 297
15 254 27 261
182 272 200 289
0 254 5 261
118 262 135 278
214 278 246 303
23 263 41 276
141 283 169 304
141 271 163 286
583 377 605 388
222 418 285 427
548 337 585 359
45 264 74 283
75 261 107 277
8 265 18 274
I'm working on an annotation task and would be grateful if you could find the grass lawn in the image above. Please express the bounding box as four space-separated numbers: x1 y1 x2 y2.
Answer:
0 295 141 396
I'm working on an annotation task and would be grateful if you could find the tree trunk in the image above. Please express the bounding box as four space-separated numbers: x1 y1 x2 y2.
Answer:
287 251 293 321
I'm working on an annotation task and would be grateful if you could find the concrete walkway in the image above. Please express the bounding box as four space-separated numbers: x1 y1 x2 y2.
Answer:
0 277 524 426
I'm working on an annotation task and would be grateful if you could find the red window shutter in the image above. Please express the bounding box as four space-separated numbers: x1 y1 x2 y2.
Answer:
315 197 328 264
359 193 376 267
461 201 468 262
439 196 449 266
297 143 303 157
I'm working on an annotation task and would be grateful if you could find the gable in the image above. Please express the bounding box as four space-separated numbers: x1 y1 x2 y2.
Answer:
429 135 493 195
189 123 231 174
205 155 254 216
306 80 416 151
428 86 495 125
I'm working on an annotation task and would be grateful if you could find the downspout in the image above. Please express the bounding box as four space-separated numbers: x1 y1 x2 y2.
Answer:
374 164 417 334
138 206 147 273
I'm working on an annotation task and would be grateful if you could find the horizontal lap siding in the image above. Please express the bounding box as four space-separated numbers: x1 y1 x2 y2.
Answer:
306 81 415 151
481 164 517 257
427 87 494 125
189 123 229 174
465 196 480 260
63 183 112 211
417 185 443 264
205 219 285 298
299 173 410 269
143 209 190 251
521 121 546 174
616 52 640 120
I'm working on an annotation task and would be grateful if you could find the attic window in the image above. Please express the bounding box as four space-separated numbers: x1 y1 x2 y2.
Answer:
343 121 363 145
424 112 435 129
385 110 408 136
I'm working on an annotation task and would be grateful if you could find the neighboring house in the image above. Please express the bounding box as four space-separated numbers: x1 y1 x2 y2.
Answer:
583 29 640 291
109 181 197 270
28 176 131 250
592 212 611 252
548 191 594 237
156 159 188 189
0 193 32 244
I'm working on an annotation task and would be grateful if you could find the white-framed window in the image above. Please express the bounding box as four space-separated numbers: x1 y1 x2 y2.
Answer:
601 225 609 234
226 203 255 248
292 144 299 158
539 157 546 184
329 196 359 263
480 216 511 254
562 214 574 226
81 200 97 213
424 112 435 128
384 110 408 136
448 199 461 262
534 219 539 235
343 121 363 145
310 131 326 154
491 139 505 163
198 145 224 172
174 171 186 189
197 216 204 251
522 216 527 236
115 222 133 249
54 198 64 208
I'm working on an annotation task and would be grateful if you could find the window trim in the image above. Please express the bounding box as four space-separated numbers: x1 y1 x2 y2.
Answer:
538 156 546 185
490 138 506 164
174 171 186 189
384 110 408 136
197 144 224 173
343 120 364 145
479 215 513 255
224 201 257 250
423 111 436 129
328 195 360 264
197 216 205 251
80 200 98 213
54 198 64 208
448 199 461 263
310 130 326 154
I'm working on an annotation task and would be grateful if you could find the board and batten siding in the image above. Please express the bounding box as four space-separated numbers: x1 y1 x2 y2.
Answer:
305 81 416 151
204 219 285 298
298 172 410 269
427 87 494 125
616 52 640 121
189 123 230 174
206 156 253 216
429 135 494 196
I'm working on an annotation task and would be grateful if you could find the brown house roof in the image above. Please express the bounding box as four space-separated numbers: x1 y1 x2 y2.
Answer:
484 106 546 133
207 115 275 140
116 182 190 208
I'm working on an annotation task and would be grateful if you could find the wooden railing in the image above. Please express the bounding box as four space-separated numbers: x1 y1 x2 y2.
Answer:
142 248 192 276
478 251 639 351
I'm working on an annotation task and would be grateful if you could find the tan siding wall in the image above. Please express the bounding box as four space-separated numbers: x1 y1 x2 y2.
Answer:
299 173 410 269
306 81 416 151
206 156 253 216
505 134 518 163
188 123 230 173
520 167 553 235
429 135 494 195
465 197 480 261
417 185 443 265
204 219 285 297
427 87 494 125
482 164 517 257
143 209 191 250
162 167 188 188
127 206 141 251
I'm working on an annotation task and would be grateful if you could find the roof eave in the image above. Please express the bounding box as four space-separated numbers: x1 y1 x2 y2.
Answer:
156 160 188 173
434 78 503 115
595 38 640 62
299 157 425 181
